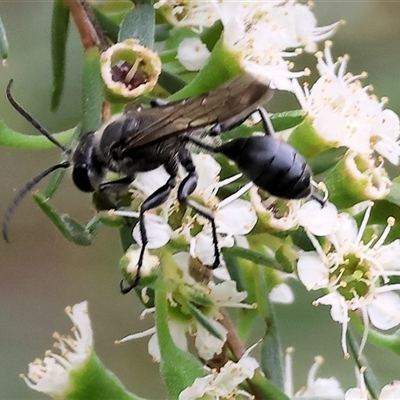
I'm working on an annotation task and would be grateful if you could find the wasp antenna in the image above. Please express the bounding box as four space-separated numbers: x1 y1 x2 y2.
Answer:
2 161 70 242
6 79 70 153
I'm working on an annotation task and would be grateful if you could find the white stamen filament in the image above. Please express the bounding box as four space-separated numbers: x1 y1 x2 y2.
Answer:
115 327 156 344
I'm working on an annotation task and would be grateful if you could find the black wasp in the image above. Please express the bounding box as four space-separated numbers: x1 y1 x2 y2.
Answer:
3 73 315 293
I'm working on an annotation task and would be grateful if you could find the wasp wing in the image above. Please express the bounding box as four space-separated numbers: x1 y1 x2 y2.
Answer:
121 74 272 149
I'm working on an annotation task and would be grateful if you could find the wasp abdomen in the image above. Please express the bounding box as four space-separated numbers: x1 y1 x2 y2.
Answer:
218 136 311 199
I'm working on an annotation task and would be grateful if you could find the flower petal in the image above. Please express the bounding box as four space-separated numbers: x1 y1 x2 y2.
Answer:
133 214 172 248
297 252 329 290
367 292 400 330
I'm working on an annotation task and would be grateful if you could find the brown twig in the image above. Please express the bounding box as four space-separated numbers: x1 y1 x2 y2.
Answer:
219 309 265 400
64 0 108 51
219 308 247 359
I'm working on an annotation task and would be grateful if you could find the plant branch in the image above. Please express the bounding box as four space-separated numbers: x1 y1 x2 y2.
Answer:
64 0 108 51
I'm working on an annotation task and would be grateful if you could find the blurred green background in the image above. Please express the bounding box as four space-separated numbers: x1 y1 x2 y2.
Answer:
0 2 400 399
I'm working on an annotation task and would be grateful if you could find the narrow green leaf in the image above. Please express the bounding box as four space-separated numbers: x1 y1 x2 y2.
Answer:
0 13 9 60
183 300 223 340
92 7 120 43
386 181 400 207
118 2 155 49
94 0 133 25
33 193 100 246
44 126 82 198
308 147 345 174
270 110 305 132
250 371 290 400
223 246 282 270
260 305 285 390
347 326 380 399
200 20 223 50
368 200 400 243
51 0 70 111
0 122 74 149
155 288 206 399
155 23 171 42
82 47 103 133
43 164 67 199
158 70 186 94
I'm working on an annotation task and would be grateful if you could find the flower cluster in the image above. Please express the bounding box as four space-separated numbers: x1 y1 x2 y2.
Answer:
156 0 341 88
291 42 400 206
117 252 254 362
293 41 400 165
13 0 400 399
115 153 259 283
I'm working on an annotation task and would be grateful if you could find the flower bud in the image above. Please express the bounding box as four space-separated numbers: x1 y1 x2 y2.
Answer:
120 246 160 286
101 39 161 101
324 151 391 208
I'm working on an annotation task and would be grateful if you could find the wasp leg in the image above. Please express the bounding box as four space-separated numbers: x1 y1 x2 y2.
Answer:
205 106 274 137
98 176 132 193
178 147 220 269
256 106 275 136
120 160 178 294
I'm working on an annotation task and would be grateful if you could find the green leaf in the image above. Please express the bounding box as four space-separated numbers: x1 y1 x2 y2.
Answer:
183 300 224 340
386 181 400 207
92 7 120 43
44 126 82 198
119 225 135 252
33 193 100 246
0 122 74 149
270 110 305 132
158 70 186 94
51 0 70 111
200 20 223 51
367 200 400 243
249 371 290 400
94 0 133 25
260 299 284 390
118 2 155 49
223 246 282 271
68 352 145 400
308 147 345 175
155 23 172 42
82 47 103 133
155 288 206 399
0 12 9 60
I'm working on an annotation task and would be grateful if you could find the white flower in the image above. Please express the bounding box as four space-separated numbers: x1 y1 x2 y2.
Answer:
269 282 294 304
250 187 338 235
284 350 344 399
293 41 400 164
154 0 219 33
155 1 340 89
118 259 252 362
177 37 210 71
297 204 400 355
132 213 172 248
345 368 400 400
21 302 93 398
122 246 160 280
178 344 259 400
